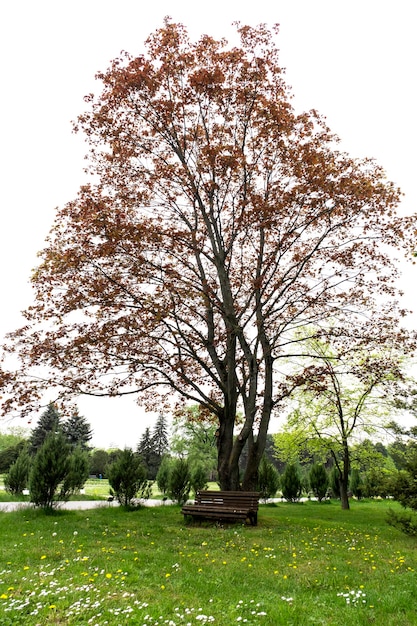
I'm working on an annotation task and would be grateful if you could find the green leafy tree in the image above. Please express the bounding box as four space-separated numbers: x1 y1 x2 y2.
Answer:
387 445 417 535
29 403 62 455
281 463 302 502
0 439 27 473
283 333 407 509
258 456 280 501
352 439 396 498
89 449 110 477
0 426 29 452
171 406 218 481
29 432 71 509
62 410 93 449
4 448 31 495
107 448 149 506
309 463 329 502
168 458 191 505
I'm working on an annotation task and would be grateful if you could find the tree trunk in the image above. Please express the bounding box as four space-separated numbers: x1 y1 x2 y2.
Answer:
339 477 350 510
340 438 350 510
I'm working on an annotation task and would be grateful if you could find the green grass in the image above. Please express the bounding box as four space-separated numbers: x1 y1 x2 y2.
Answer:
0 500 416 625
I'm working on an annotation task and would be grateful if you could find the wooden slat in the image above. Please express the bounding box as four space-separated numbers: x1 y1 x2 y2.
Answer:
181 490 259 525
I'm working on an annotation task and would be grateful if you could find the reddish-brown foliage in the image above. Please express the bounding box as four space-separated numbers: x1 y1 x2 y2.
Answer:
1 20 415 489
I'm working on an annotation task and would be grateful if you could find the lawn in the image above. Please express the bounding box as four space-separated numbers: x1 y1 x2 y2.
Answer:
0 499 416 625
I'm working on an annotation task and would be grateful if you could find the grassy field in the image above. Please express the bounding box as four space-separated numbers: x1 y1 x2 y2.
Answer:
0 499 416 625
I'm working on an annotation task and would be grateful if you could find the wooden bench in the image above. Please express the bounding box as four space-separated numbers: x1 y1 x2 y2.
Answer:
181 490 260 525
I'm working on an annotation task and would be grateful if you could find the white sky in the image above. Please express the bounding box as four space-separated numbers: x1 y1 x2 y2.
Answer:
0 0 415 448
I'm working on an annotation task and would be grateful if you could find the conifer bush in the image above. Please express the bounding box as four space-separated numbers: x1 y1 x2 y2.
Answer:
258 456 280 501
168 458 191 505
60 446 90 500
107 448 149 507
309 463 329 502
156 456 171 496
190 462 208 496
281 463 302 502
4 448 31 495
29 432 72 509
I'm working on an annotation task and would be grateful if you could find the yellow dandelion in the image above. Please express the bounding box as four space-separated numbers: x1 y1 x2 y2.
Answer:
105 573 112 579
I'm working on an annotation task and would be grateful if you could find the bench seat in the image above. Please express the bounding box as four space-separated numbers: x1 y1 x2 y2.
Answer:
181 490 259 525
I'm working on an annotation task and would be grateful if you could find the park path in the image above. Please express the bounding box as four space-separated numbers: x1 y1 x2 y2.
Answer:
0 499 175 512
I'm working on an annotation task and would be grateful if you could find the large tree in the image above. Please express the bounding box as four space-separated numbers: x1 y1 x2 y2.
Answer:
1 21 414 489
29 402 62 455
62 409 93 449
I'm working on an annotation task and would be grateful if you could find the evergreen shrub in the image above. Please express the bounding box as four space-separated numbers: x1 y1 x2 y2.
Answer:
258 456 280 501
107 448 150 507
168 458 191 505
281 463 302 502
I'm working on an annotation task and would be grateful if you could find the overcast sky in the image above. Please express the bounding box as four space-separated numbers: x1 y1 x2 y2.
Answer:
0 1 415 447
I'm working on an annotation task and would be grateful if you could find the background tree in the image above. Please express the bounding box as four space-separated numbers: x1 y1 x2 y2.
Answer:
0 427 29 473
29 403 62 455
0 439 27 473
62 410 93 449
282 334 409 509
107 448 149 506
349 468 363 499
156 455 172 496
89 448 110 477
387 440 417 535
351 439 396 498
4 448 31 495
171 405 218 481
0 426 29 452
2 21 414 491
137 427 160 480
151 413 170 459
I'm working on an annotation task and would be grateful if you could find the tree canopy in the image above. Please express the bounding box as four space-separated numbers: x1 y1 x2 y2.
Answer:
1 20 415 489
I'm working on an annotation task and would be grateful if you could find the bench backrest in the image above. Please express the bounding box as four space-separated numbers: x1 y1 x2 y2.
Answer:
195 490 259 509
